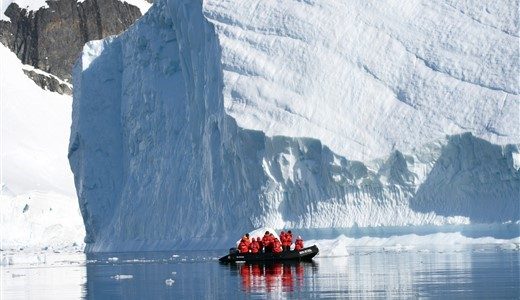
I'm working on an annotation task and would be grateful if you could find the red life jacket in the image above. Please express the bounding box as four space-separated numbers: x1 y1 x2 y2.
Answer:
250 240 260 253
281 234 292 247
242 236 251 248
273 239 282 253
262 235 271 247
239 241 249 253
294 239 304 251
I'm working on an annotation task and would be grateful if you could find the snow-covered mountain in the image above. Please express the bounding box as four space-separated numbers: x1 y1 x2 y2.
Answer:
0 0 151 94
1 0 151 251
0 44 85 250
70 0 519 252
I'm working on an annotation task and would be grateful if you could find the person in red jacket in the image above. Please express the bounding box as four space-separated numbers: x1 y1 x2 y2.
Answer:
242 233 251 248
294 236 304 251
256 237 263 252
262 231 272 253
238 240 249 253
238 233 251 253
281 231 292 251
273 238 282 253
269 233 276 252
250 238 260 253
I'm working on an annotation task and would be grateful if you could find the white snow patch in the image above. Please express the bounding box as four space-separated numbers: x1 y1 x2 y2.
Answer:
0 44 84 250
121 0 151 15
1 44 76 196
1 0 48 21
0 192 84 250
76 0 151 15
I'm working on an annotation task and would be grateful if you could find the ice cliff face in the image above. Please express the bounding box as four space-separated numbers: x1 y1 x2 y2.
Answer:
69 0 520 252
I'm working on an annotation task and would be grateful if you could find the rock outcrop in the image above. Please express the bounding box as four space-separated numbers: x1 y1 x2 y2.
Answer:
0 0 144 93
23 68 72 94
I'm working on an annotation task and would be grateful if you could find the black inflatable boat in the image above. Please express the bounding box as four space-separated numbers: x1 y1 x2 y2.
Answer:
219 245 319 263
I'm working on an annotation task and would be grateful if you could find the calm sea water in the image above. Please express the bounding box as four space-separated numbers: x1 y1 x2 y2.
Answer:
2 246 518 299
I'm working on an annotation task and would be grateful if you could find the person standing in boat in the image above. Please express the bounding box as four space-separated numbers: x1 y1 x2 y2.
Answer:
262 231 272 253
244 233 251 247
294 236 304 251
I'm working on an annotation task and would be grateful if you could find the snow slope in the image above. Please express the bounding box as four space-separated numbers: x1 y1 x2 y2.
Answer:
1 0 48 21
70 0 519 252
0 44 84 250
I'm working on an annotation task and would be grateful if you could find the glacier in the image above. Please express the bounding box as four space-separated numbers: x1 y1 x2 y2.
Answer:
69 0 520 252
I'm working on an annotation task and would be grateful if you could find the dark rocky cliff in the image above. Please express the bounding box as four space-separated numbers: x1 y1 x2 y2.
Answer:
0 0 144 94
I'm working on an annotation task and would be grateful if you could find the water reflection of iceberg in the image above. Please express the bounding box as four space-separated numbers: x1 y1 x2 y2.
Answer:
229 261 318 294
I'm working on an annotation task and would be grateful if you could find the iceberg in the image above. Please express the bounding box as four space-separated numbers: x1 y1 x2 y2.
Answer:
69 0 519 252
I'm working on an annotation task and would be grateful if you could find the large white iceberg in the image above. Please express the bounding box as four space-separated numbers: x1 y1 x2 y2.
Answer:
69 0 519 252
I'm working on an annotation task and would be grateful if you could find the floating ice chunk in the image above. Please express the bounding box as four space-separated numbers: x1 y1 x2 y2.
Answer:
383 244 415 252
512 152 520 171
328 237 350 257
499 243 520 251
107 257 119 262
165 278 175 286
111 274 133 280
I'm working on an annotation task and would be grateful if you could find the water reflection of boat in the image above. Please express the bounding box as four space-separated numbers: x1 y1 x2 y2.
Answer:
219 245 319 263
228 261 318 293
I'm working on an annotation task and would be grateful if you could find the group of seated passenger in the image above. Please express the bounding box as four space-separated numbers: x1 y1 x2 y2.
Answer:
237 230 304 254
